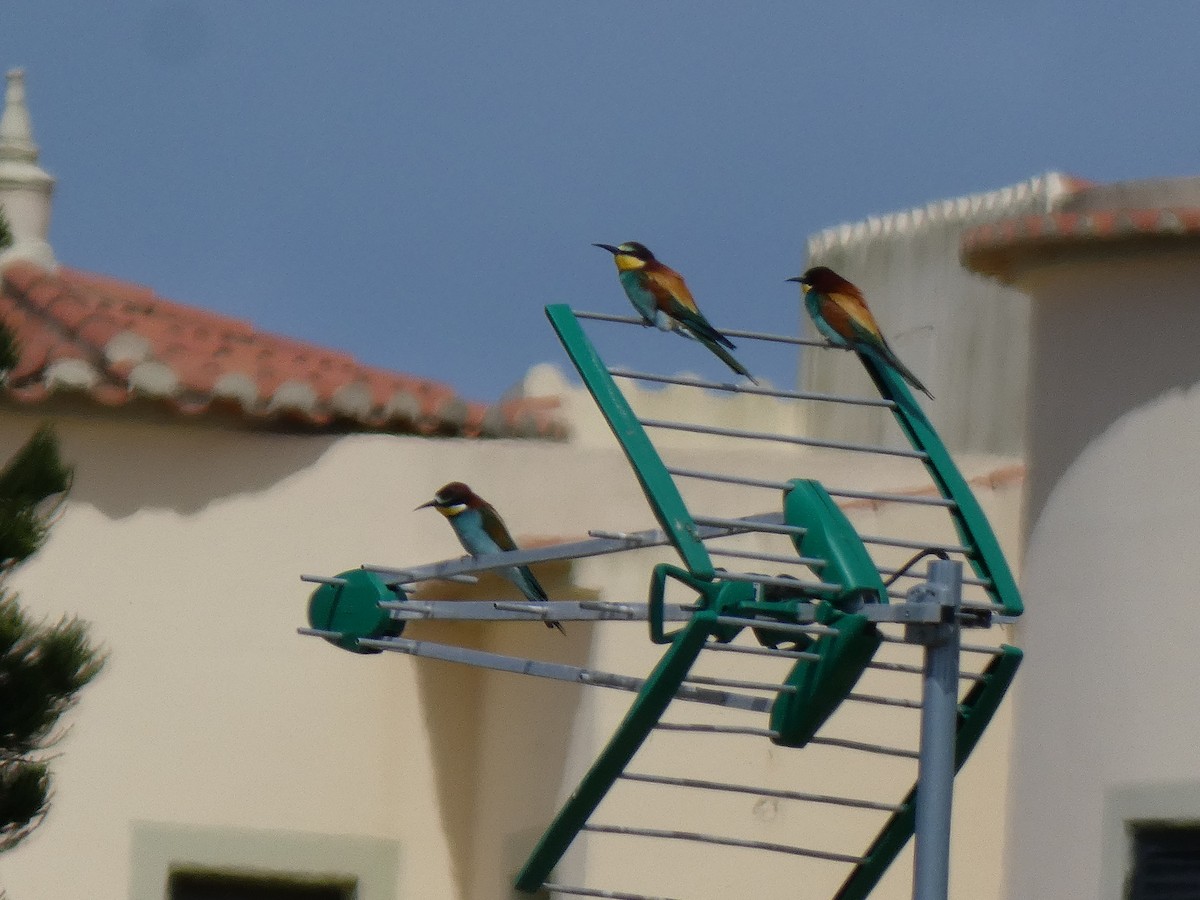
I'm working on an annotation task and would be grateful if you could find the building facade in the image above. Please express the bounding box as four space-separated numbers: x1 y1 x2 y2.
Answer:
0 68 1046 900
965 176 1200 900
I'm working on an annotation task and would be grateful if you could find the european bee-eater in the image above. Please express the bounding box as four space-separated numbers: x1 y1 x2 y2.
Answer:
594 241 757 384
417 481 564 634
787 266 933 400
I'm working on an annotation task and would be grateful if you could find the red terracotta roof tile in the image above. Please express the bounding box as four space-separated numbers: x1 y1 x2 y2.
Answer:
0 260 564 439
962 206 1200 280
962 177 1200 281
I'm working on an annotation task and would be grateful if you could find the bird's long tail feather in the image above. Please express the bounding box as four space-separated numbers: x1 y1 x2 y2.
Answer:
510 565 565 634
702 337 758 384
866 346 933 400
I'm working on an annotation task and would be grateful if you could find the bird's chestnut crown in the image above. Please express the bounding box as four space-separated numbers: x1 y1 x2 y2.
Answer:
616 241 654 261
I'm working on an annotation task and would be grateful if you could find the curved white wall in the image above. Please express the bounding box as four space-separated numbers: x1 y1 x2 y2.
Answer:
1001 244 1200 900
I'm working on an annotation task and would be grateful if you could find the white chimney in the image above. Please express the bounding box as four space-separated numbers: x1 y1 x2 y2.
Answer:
0 69 56 270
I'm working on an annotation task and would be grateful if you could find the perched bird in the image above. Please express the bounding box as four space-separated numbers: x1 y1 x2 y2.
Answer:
787 266 933 400
594 241 757 383
417 481 564 634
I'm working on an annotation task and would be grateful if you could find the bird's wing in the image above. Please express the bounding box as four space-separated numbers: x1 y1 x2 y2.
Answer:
643 265 699 314
821 289 887 347
644 266 735 350
818 289 933 398
479 503 519 552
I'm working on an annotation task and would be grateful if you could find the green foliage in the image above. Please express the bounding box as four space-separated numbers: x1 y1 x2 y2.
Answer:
0 425 103 852
0 598 102 755
0 326 18 379
0 427 72 567
0 756 49 852
0 208 19 376
0 210 104 852
0 599 104 853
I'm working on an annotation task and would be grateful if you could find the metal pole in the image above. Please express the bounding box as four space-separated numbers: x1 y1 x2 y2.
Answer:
912 559 962 900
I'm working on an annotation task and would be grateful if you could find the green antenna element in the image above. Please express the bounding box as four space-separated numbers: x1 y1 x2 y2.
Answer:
299 304 1025 899
514 612 720 894
647 563 756 645
858 355 1022 616
833 646 1023 900
546 304 713 579
504 306 1025 897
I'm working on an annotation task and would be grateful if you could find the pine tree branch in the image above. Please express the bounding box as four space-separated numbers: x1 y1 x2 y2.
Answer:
0 428 73 567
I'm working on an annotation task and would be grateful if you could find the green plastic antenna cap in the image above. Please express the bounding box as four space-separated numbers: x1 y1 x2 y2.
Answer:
307 569 401 654
783 479 887 611
769 606 881 747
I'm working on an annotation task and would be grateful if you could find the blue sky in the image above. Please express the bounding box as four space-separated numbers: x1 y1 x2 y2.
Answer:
2 3 1197 400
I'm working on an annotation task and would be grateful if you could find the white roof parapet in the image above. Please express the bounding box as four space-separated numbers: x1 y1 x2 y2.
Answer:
267 380 318 415
212 373 259 408
383 389 421 424
806 172 1073 258
128 360 181 398
104 331 153 366
330 382 373 420
44 358 100 391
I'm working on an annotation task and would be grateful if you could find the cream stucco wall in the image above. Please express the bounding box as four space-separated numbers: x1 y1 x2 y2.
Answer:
0 389 1022 900
802 175 1069 457
999 245 1200 900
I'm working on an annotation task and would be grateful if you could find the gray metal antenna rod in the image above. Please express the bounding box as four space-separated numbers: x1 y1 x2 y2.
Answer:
544 885 679 900
606 368 896 409
665 469 959 509
572 310 835 349
912 559 963 900
362 511 806 585
360 497 961 588
638 418 930 460
364 596 953 627
298 629 775 714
